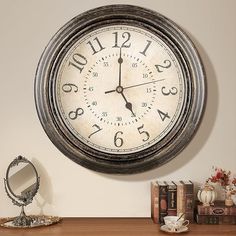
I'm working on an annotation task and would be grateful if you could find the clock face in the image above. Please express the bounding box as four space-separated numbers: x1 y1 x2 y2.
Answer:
55 25 185 154
35 5 205 173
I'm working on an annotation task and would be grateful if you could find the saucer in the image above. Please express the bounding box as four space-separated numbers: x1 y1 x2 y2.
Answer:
160 225 188 234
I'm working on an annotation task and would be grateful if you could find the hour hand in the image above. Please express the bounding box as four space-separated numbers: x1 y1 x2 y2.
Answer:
121 92 135 117
125 101 135 117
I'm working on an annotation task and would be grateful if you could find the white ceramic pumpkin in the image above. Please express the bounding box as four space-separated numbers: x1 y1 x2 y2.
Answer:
197 183 216 206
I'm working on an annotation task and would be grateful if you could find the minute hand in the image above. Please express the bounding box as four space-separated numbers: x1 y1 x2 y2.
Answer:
104 79 165 94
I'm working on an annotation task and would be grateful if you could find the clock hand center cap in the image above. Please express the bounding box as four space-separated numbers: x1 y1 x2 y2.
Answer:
116 86 124 93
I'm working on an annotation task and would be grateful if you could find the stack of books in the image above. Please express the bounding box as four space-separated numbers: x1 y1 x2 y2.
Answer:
195 200 236 224
151 180 194 224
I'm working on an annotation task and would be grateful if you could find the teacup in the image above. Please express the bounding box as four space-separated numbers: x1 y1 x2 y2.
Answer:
164 216 189 232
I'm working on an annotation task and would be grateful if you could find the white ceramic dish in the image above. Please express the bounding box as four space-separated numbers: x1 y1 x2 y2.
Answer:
160 225 189 234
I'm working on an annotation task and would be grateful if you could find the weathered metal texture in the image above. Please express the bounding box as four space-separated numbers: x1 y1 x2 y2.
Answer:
34 5 206 174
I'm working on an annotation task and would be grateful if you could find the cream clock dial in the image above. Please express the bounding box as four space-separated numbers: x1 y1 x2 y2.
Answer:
56 25 184 154
35 5 206 173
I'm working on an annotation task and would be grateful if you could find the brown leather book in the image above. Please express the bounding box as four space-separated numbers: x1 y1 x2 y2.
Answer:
180 180 194 222
151 181 159 223
196 214 236 224
165 181 177 216
151 181 168 224
158 181 168 224
197 200 236 215
174 181 185 217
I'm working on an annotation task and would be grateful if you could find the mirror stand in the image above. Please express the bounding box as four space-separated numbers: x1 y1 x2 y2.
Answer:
1 155 61 228
3 155 39 227
12 206 33 226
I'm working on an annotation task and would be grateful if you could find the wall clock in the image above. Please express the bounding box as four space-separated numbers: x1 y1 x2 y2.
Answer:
35 5 206 174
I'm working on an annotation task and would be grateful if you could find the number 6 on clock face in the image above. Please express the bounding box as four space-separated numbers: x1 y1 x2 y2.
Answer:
35 5 206 174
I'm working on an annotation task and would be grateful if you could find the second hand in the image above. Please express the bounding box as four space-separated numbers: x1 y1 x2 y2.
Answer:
105 78 165 94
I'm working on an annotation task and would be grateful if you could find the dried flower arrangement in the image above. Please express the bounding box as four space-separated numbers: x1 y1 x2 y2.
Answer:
207 167 236 195
207 167 232 186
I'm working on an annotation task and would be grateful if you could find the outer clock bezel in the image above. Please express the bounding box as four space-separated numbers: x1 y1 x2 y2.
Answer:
35 5 206 174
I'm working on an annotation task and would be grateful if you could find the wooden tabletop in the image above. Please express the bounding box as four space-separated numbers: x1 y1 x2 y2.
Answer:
0 218 236 236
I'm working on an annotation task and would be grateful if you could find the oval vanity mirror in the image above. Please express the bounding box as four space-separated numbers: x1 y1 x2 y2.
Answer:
4 155 40 227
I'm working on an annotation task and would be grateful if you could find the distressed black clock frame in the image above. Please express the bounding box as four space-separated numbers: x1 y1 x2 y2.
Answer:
35 5 206 174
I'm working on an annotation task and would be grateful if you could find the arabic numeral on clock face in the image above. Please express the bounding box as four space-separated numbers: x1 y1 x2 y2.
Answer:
137 124 150 142
103 62 109 67
68 108 84 120
139 40 152 56
87 37 105 55
62 83 78 93
155 60 171 73
88 124 102 139
116 117 122 121
114 131 124 147
112 32 131 48
157 109 170 121
93 72 98 77
68 53 87 73
161 86 178 96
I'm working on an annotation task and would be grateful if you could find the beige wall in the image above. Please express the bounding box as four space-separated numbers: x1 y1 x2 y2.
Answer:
0 0 236 217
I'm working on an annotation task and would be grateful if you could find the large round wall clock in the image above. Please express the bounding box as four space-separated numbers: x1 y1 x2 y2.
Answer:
35 5 206 174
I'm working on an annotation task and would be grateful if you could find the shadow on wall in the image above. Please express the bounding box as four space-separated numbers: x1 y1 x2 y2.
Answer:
100 29 219 182
32 158 53 215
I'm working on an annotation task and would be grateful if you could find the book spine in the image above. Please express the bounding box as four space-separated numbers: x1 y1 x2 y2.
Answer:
197 206 236 215
159 184 168 224
151 182 159 224
196 214 236 224
184 181 194 222
167 183 177 216
176 183 184 216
